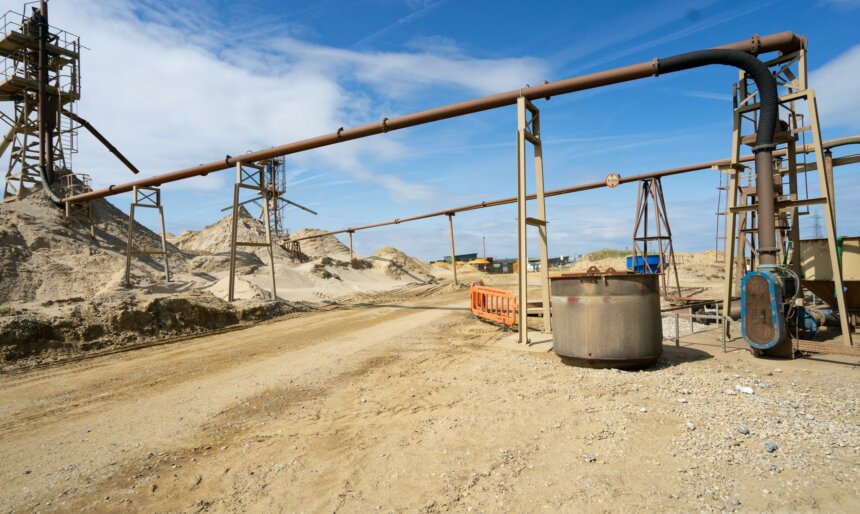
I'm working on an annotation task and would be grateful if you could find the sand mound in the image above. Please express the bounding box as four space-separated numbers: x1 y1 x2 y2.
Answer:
0 190 187 305
189 252 264 274
0 290 308 363
371 246 436 283
174 207 267 255
290 228 350 259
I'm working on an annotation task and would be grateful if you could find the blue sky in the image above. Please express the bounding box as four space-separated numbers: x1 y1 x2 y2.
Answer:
36 0 860 260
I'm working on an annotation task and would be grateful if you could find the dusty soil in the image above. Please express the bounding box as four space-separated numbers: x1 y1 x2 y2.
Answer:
1 283 857 513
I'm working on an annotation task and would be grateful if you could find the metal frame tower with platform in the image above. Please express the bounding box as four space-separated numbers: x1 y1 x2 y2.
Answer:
632 177 682 300
719 44 853 349
0 4 81 201
221 156 318 302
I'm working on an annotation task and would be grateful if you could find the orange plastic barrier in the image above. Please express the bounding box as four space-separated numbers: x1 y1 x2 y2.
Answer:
470 284 518 327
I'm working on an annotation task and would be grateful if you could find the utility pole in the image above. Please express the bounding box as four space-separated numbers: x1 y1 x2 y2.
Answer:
811 212 823 238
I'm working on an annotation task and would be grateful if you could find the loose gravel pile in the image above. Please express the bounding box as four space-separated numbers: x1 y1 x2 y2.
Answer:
661 315 711 339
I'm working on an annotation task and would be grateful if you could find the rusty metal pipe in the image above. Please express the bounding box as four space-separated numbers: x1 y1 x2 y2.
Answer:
286 135 859 243
37 1 47 182
64 31 805 204
35 1 63 204
755 150 777 263
63 110 140 174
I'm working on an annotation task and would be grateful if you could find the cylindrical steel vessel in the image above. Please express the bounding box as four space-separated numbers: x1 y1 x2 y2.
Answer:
550 269 662 369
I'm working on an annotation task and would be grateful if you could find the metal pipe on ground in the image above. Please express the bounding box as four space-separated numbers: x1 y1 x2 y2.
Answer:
285 136 860 244
64 32 806 204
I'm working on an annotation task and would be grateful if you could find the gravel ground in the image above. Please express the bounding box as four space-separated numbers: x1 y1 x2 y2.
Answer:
662 314 711 339
573 357 860 511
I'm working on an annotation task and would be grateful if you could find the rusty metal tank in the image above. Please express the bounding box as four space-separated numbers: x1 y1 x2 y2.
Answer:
549 267 662 369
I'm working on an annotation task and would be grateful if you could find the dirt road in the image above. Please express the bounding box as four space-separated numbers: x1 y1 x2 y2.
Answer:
1 287 858 512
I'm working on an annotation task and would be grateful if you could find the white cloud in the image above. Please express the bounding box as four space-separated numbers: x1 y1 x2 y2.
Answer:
811 44 860 131
351 0 447 48
24 0 547 205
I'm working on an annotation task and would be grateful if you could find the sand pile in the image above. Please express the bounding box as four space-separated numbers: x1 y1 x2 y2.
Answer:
456 261 477 272
173 207 266 254
371 247 436 283
290 228 350 259
0 191 187 305
566 249 726 282
0 290 307 362
568 255 627 272
674 251 725 282
0 191 450 364
173 208 300 273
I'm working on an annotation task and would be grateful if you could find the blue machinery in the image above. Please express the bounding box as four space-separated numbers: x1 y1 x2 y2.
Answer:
740 267 798 350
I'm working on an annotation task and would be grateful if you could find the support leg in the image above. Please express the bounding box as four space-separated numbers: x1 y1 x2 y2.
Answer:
824 150 836 222
228 182 240 302
88 201 95 239
125 201 136 287
787 142 801 277
262 191 277 300
533 114 551 333
516 98 529 344
349 231 354 261
808 93 852 345
447 213 458 286
158 205 171 282
721 170 739 344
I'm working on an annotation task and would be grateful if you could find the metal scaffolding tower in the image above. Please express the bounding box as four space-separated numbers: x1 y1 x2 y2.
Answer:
720 46 853 347
0 4 81 201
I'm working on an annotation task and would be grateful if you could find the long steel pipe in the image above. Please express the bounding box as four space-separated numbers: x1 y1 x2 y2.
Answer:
64 31 805 204
286 135 860 243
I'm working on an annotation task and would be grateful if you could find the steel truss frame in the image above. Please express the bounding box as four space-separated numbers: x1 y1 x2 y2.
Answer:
1 6 81 201
125 186 170 286
632 177 682 299
228 161 277 302
516 97 551 343
720 48 852 347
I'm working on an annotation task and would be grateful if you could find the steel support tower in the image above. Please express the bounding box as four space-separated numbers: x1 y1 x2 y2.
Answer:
0 4 81 201
720 46 852 347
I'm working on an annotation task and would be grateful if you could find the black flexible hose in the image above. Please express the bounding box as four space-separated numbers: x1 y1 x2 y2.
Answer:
39 165 65 204
656 49 779 264
657 49 778 151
